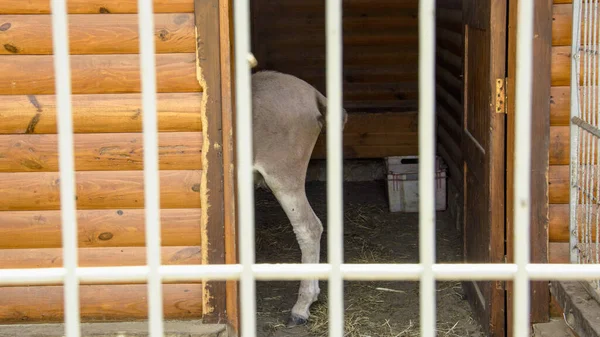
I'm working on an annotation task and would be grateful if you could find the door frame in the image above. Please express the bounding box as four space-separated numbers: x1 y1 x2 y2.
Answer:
505 0 552 334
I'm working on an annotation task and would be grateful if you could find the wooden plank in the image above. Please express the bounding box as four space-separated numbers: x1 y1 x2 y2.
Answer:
0 170 201 211
550 126 569 165
0 284 202 323
0 93 202 134
549 204 570 243
529 0 552 322
549 242 569 263
194 0 226 323
0 53 201 95
0 0 194 14
552 4 573 46
549 165 570 204
312 144 418 159
552 46 576 86
0 246 201 269
219 0 239 331
0 14 194 55
549 203 599 243
0 208 202 248
551 86 570 126
0 132 202 172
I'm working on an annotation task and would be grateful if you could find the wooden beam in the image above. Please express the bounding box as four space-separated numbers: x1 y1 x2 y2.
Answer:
0 93 203 134
550 86 570 126
0 246 202 269
194 0 226 323
0 209 202 248
0 0 194 14
0 284 202 323
506 0 552 325
0 132 202 172
0 170 201 210
0 14 195 55
0 53 201 95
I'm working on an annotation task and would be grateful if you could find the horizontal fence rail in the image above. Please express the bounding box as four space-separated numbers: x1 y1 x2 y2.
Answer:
0 0 553 336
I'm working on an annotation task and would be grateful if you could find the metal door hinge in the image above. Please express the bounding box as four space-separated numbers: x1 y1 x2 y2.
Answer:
495 78 506 114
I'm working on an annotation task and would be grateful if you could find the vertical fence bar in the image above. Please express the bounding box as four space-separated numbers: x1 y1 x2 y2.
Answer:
513 0 535 335
137 0 164 335
418 0 436 336
233 0 257 336
325 0 345 335
571 0 582 264
50 1 80 336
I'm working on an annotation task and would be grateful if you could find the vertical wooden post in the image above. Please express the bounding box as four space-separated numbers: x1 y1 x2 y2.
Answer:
194 0 227 324
506 0 552 333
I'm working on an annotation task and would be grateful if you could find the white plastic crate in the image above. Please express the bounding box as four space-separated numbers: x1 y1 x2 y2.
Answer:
385 155 447 213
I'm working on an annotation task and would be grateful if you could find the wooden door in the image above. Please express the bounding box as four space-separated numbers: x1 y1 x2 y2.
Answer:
461 1 507 336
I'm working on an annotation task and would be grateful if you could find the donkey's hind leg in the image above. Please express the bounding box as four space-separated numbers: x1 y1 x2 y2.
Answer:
258 167 323 326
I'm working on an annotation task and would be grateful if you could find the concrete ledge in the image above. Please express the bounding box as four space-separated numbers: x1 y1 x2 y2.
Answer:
551 281 600 337
533 319 577 337
0 320 228 337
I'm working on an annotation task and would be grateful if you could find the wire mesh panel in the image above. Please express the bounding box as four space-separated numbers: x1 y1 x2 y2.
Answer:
570 0 600 302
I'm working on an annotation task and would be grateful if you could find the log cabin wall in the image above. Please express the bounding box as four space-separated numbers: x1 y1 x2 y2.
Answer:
0 0 216 323
250 0 420 159
548 0 573 265
435 0 463 230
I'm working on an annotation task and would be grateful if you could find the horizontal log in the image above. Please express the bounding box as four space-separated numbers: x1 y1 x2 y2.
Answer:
0 170 201 210
0 93 202 134
0 53 200 95
549 126 569 165
549 242 569 263
264 34 419 48
549 203 600 243
269 17 418 32
551 123 600 164
551 46 588 87
0 132 203 172
549 204 569 242
336 112 418 134
554 0 571 3
552 4 573 46
0 14 195 55
343 101 418 113
0 0 194 14
0 284 201 323
0 208 201 248
312 144 418 159
0 246 201 269
548 165 600 204
552 46 569 86
549 165 569 204
550 86 569 126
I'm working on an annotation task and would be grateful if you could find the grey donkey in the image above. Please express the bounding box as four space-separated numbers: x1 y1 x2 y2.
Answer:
252 70 348 326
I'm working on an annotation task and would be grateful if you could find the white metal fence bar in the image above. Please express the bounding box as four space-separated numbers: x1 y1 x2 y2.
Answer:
325 0 345 335
418 0 436 336
9 263 600 287
513 0 535 335
233 0 257 335
571 0 583 264
137 0 164 335
50 0 80 336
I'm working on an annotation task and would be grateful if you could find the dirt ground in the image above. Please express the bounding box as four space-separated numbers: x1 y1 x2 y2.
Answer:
254 181 483 337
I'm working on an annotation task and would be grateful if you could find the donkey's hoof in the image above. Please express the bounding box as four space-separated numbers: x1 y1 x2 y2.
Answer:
287 314 308 327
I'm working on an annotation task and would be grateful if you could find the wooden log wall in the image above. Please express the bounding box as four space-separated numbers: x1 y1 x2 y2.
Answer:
0 0 205 323
435 0 463 227
548 0 574 265
251 0 420 159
